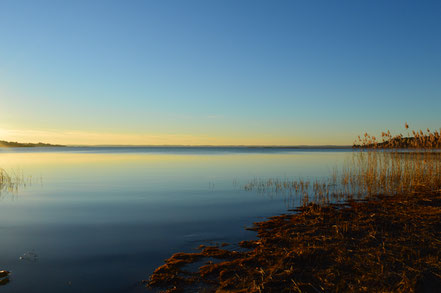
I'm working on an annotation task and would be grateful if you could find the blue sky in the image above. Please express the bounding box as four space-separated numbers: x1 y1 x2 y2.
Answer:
1 0 440 145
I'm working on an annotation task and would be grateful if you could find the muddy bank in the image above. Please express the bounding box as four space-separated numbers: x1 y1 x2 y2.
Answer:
146 189 441 292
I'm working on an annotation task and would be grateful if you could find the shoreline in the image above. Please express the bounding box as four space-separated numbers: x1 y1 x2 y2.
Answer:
0 140 65 148
147 189 441 292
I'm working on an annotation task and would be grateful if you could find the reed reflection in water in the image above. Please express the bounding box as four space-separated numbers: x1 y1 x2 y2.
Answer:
244 150 441 207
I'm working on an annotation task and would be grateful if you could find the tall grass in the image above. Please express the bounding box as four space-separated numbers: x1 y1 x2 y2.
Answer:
353 123 441 149
0 168 28 195
245 124 441 206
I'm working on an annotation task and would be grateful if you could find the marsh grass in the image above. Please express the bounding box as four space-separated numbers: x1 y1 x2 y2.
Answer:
147 124 441 292
148 190 441 292
0 168 29 196
354 123 441 149
245 125 441 206
245 151 441 207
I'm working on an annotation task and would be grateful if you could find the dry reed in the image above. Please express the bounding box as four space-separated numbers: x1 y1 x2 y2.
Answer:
146 124 441 292
245 124 441 206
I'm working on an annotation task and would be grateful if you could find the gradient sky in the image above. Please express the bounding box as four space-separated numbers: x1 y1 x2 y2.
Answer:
1 0 440 145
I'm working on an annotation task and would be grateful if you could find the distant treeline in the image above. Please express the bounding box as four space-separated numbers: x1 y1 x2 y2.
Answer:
0 140 65 148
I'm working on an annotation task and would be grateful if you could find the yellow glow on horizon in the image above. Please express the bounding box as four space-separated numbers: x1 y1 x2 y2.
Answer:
0 127 349 146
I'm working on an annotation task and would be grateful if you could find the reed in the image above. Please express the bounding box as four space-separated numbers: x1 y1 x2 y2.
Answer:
353 123 441 149
245 123 441 206
0 168 28 195
147 124 441 292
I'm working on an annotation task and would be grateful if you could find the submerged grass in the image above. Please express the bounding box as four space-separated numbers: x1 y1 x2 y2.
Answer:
0 168 29 286
0 168 31 196
146 125 441 292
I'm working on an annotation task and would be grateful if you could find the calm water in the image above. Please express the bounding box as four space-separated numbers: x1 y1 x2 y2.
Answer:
0 147 352 292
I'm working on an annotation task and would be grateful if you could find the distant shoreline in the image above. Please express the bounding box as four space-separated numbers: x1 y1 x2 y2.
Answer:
0 140 65 148
0 141 352 149
65 145 353 149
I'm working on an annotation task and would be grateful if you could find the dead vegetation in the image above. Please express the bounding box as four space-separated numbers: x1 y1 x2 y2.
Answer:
353 123 441 149
146 124 441 292
146 189 441 292
244 151 441 208
0 270 10 286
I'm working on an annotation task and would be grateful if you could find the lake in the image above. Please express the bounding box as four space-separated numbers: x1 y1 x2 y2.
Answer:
0 147 352 292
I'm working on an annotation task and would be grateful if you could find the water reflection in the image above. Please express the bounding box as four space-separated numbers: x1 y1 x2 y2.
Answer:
243 151 441 208
0 148 352 293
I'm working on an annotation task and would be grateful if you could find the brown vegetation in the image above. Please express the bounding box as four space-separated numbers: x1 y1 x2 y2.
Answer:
146 124 441 292
244 151 441 207
353 124 441 149
0 271 10 286
146 190 441 292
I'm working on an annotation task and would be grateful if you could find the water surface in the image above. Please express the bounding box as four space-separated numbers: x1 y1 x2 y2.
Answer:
0 147 352 292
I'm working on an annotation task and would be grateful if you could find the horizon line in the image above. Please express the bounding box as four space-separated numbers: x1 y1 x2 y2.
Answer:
64 144 353 148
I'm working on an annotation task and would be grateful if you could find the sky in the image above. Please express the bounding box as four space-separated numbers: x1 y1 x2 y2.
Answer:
1 0 440 145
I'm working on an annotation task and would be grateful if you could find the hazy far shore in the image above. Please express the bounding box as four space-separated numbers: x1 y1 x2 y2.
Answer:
0 140 65 148
0 142 352 149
